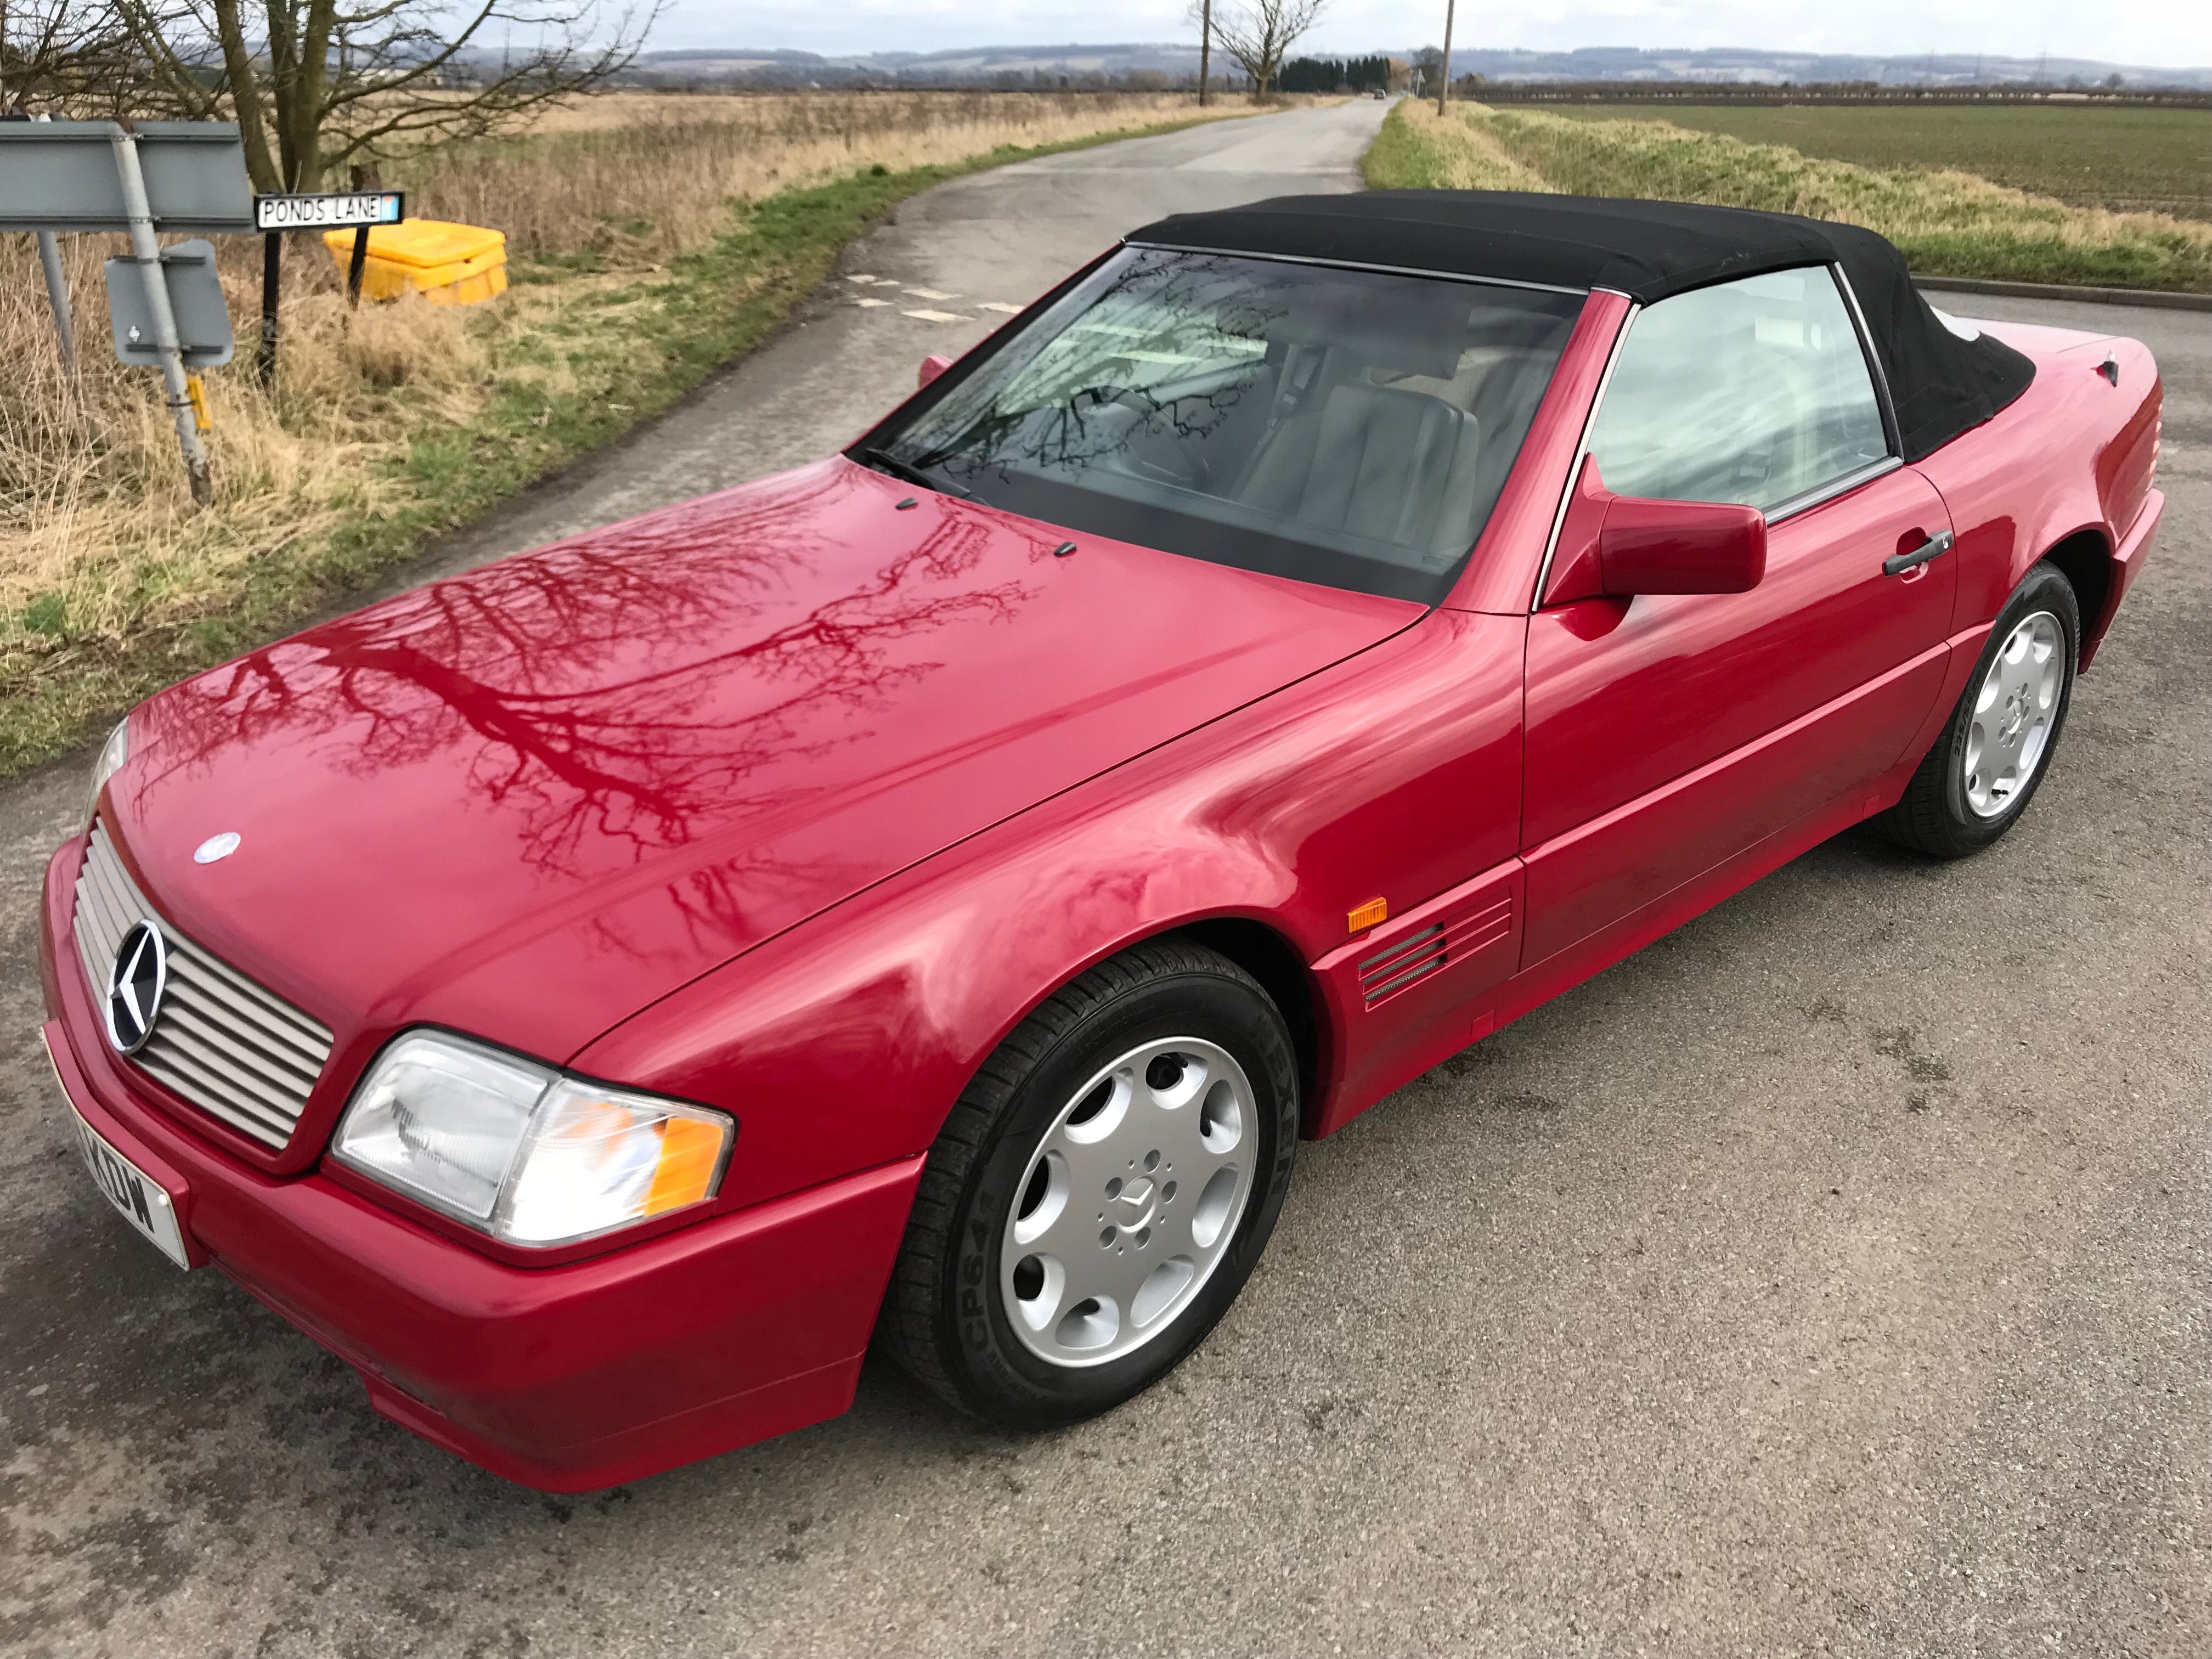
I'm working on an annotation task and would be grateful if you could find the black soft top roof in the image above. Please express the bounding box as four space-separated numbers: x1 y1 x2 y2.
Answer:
1128 190 2033 464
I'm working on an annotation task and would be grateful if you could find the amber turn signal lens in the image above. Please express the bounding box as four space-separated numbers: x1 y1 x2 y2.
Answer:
496 1080 733 1245
1347 897 1387 933
646 1115 726 1215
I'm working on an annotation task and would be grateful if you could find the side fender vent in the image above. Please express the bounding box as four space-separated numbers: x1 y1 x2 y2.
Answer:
1357 893 1515 1011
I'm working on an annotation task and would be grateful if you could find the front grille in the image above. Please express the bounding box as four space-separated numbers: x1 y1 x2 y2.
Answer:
74 821 333 1149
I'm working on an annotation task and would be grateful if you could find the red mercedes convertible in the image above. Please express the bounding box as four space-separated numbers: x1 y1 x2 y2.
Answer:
42 193 2163 1490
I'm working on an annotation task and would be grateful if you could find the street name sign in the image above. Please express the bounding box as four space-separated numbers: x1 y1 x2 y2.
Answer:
254 191 407 232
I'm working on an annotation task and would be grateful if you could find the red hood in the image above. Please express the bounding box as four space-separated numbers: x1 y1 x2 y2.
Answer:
108 459 1419 1064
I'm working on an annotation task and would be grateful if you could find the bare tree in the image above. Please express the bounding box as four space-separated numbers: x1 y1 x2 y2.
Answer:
1189 0 1327 101
109 0 660 193
1410 45 1443 102
1 0 146 114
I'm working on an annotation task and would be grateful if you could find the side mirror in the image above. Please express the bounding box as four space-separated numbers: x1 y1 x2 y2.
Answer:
917 353 953 390
1543 455 1768 603
1599 495 1767 596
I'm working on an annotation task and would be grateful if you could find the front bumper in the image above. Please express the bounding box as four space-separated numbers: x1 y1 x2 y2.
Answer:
40 839 923 1492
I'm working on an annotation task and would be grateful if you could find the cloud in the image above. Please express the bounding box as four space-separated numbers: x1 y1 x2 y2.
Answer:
648 1 2212 70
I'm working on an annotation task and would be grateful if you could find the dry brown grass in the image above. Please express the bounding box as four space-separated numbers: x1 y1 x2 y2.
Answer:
402 91 1235 261
1361 99 1555 191
1 232 475 646
0 91 1253 766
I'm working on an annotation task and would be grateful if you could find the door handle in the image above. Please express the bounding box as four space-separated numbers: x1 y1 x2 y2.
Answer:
1884 529 1954 577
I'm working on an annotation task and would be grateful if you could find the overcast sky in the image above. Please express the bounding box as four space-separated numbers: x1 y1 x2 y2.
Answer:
648 2 2212 70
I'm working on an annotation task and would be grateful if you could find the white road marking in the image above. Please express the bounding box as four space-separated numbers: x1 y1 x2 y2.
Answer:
844 274 878 284
854 297 891 308
901 309 969 323
978 302 1023 314
904 287 960 301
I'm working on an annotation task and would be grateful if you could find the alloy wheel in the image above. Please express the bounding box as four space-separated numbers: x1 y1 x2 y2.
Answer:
998 1036 1257 1368
1963 610 2064 818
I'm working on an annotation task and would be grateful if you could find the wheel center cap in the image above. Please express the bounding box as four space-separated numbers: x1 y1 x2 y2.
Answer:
1110 1176 1157 1233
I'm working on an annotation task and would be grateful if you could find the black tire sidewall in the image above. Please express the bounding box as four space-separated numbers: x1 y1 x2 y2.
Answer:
1932 564 2081 852
944 966 1297 1426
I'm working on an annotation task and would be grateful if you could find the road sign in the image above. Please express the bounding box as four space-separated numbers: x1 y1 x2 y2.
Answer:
103 240 235 369
254 191 405 232
0 121 252 233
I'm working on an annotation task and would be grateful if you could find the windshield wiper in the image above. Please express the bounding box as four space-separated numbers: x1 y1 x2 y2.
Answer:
855 447 973 500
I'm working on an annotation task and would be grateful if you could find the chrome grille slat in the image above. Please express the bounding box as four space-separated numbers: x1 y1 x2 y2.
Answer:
139 1024 304 1130
158 935 330 1051
82 855 135 953
128 1043 297 1141
74 822 332 1150
155 985 325 1092
168 935 329 1051
157 978 325 1082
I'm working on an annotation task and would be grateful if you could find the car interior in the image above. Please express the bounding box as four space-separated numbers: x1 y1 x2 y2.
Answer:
887 251 1582 591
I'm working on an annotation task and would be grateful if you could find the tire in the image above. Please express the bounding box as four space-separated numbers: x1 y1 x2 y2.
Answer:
1880 560 2080 859
876 938 1299 1427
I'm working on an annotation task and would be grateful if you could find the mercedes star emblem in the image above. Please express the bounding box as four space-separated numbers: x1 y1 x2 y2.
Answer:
194 832 241 864
105 919 167 1055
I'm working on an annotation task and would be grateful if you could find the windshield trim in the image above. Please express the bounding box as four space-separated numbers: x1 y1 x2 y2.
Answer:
1122 241 1592 297
855 246 1584 606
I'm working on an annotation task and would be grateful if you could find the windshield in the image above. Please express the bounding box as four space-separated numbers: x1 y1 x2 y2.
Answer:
859 248 1583 603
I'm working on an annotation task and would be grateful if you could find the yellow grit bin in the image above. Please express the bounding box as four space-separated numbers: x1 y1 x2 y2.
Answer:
323 219 507 306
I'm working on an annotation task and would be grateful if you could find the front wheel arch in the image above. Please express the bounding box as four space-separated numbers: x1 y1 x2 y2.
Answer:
874 935 1301 1425
1171 916 1321 1122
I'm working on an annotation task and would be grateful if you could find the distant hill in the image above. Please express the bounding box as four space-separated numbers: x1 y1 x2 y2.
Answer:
623 42 2212 92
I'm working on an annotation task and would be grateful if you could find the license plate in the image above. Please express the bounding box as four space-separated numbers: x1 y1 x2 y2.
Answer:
67 1105 193 1269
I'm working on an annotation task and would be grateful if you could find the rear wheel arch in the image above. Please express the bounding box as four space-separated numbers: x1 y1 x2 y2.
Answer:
2038 528 2114 661
1881 560 2079 859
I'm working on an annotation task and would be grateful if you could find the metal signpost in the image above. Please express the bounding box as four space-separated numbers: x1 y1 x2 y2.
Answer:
22 116 80 374
250 191 405 385
111 127 216 502
103 241 236 367
0 120 252 505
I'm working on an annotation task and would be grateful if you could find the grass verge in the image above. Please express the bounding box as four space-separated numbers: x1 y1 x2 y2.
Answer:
0 108 1252 777
1541 102 2212 222
1365 100 2212 294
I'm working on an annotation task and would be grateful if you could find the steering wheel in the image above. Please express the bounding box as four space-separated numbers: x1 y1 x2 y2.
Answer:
1073 385 1212 491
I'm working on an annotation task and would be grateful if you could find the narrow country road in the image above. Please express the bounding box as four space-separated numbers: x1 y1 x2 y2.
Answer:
407 97 1391 585
2 99 2207 1658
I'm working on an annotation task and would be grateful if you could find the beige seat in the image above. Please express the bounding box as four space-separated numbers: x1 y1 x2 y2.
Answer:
1233 380 1480 553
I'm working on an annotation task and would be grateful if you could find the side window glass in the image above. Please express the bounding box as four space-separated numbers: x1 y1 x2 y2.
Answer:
1586 268 1890 515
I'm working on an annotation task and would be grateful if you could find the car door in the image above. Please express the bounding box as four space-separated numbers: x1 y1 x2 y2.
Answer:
1520 266 1956 968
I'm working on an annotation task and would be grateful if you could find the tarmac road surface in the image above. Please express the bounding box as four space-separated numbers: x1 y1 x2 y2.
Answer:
2 100 2207 1658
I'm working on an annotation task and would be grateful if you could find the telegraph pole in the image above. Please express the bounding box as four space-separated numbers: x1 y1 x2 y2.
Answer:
1438 0 1457 116
1198 0 1213 108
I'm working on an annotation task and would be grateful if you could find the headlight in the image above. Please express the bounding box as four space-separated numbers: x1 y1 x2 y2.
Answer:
332 1031 733 1247
88 716 130 820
